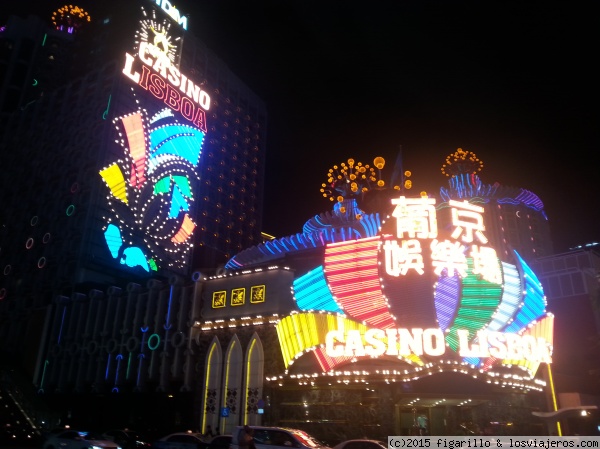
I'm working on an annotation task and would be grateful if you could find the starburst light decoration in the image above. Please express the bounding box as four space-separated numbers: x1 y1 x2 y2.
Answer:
51 5 91 33
134 9 181 64
441 148 484 177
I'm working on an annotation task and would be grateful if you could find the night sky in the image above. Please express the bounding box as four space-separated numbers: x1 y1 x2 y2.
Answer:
4 0 599 253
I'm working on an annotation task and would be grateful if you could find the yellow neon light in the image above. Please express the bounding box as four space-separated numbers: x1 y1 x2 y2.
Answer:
99 163 128 204
223 339 237 425
502 314 554 376
276 312 424 369
546 363 562 436
244 338 257 424
201 342 217 434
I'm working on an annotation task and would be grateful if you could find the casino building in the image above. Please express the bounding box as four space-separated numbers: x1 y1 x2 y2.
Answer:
0 1 570 441
196 150 555 439
0 1 266 375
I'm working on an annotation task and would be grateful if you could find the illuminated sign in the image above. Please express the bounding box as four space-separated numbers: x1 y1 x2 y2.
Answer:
99 10 208 274
276 194 552 377
384 197 500 282
152 0 188 30
210 285 267 308
122 30 210 131
325 328 551 363
99 108 204 273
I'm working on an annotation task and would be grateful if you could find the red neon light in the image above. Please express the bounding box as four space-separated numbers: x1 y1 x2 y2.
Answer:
313 347 353 372
121 113 147 188
138 66 207 132
324 237 395 329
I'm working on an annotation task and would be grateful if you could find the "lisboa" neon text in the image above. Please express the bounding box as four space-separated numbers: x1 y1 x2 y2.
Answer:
122 41 210 131
325 327 551 364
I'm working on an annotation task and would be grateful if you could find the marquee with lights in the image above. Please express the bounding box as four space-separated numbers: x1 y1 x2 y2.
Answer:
275 194 553 382
99 5 207 274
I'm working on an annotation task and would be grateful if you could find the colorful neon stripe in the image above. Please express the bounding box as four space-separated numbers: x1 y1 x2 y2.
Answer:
324 236 395 329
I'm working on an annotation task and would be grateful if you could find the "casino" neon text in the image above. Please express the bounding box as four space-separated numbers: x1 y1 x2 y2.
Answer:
325 328 551 363
122 41 210 131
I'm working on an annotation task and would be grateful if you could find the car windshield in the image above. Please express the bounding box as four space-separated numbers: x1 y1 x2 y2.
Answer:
289 430 324 448
124 431 141 439
82 432 103 440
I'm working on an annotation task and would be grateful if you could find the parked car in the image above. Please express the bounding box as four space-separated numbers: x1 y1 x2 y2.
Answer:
152 432 211 449
206 434 233 449
102 429 152 449
230 426 330 449
42 429 122 449
332 440 387 449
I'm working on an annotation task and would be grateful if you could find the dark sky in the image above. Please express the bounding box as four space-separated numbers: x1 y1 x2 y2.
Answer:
5 0 599 253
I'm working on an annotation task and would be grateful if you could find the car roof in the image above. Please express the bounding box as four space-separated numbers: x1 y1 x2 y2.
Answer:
333 440 387 448
235 426 305 431
51 430 109 439
163 432 204 438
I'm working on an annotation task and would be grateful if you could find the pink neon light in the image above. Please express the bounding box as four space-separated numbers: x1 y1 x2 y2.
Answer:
121 113 147 188
324 237 395 329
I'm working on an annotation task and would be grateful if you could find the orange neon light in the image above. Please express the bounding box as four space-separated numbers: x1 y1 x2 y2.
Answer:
171 214 196 243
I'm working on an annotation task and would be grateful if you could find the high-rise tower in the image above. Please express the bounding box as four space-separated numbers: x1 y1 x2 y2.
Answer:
0 0 267 356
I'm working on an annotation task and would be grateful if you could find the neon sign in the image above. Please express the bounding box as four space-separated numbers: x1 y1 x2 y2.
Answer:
99 7 209 274
151 0 188 30
123 38 210 132
276 193 552 376
325 328 551 363
99 107 205 273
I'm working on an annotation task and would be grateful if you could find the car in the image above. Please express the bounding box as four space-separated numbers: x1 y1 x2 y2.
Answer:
230 426 330 449
332 440 387 449
206 434 232 449
152 432 209 449
102 429 152 449
42 429 122 449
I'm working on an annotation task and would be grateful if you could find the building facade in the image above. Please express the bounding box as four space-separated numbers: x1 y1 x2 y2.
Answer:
0 1 267 373
196 152 556 439
529 246 600 394
0 2 589 441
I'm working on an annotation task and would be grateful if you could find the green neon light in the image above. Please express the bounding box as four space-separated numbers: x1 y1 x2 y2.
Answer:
126 352 132 379
102 94 112 120
148 333 160 350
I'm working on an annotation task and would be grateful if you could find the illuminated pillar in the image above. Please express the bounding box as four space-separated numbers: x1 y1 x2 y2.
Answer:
545 363 562 436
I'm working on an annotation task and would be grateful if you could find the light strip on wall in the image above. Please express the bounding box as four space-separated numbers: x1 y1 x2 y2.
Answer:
324 237 395 328
445 257 502 351
121 113 147 188
505 250 546 332
293 266 342 313
99 164 128 204
487 262 521 331
501 314 554 375
171 214 195 243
